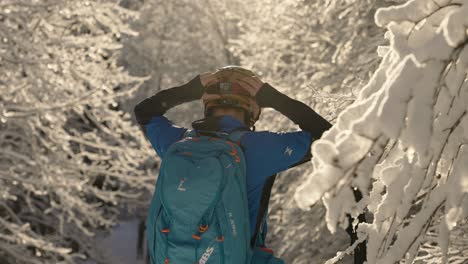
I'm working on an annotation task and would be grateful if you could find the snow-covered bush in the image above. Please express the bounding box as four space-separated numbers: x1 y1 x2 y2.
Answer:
295 0 468 263
0 1 153 263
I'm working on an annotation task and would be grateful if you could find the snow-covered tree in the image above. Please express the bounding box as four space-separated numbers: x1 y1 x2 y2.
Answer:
0 1 153 263
295 0 468 263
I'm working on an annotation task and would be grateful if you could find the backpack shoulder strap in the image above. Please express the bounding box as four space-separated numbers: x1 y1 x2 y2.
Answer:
250 150 311 248
251 173 277 248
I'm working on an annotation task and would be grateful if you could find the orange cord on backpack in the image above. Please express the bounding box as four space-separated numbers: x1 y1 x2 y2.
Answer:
225 141 241 163
260 247 274 253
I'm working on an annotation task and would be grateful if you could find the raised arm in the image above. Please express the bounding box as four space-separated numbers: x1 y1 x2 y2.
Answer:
235 76 332 164
255 83 332 140
254 82 332 165
133 73 216 157
134 75 204 129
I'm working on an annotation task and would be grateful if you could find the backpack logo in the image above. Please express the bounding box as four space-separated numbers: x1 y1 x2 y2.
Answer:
199 247 215 264
177 178 187 191
228 212 238 237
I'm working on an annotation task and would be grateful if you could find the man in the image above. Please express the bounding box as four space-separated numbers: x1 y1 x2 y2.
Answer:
134 66 331 240
135 66 367 264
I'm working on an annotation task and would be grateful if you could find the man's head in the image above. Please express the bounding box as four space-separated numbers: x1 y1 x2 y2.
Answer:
202 66 261 128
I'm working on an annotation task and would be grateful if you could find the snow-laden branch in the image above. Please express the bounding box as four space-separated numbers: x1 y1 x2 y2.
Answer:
0 1 155 263
295 0 468 262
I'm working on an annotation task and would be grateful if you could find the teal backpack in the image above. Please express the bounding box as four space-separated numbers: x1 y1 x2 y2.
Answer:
146 130 284 264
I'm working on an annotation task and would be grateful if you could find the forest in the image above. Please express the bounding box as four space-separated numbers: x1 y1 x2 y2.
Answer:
0 0 467 263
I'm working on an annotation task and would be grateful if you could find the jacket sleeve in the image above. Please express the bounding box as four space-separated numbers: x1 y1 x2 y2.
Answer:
254 83 332 164
134 75 205 128
241 130 312 184
133 75 205 157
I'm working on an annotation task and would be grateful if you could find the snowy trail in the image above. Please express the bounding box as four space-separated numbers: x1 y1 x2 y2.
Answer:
79 218 147 264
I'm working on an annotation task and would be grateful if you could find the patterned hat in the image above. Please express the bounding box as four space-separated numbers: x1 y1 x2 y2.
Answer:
202 66 261 126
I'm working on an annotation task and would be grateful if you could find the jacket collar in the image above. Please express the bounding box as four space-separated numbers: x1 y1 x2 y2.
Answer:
192 116 248 133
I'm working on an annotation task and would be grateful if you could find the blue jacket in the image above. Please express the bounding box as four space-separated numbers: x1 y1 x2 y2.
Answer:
144 115 312 236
